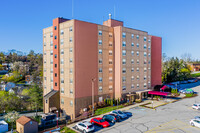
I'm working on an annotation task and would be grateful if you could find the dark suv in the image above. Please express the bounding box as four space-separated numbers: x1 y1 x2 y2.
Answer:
109 113 121 122
102 115 116 123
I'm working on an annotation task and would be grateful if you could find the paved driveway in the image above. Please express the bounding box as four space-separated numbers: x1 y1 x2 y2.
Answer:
71 82 200 133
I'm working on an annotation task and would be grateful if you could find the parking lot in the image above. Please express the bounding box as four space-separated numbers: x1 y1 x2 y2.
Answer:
69 81 200 133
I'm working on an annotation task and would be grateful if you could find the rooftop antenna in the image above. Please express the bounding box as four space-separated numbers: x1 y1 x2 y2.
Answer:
72 0 74 18
109 13 112 19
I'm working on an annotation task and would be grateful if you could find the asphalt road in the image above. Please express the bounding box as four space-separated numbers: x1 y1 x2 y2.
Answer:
72 82 200 133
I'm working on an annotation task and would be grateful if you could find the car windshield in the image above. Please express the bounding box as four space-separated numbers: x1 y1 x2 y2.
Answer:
88 125 93 128
118 111 123 114
100 119 105 122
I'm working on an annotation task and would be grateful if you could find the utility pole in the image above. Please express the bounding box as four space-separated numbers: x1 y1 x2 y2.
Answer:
92 78 96 116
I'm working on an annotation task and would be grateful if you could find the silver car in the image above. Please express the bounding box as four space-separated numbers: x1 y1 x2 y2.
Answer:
75 121 94 133
110 110 127 119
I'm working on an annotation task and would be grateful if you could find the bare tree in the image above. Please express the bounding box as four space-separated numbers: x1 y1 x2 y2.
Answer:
181 53 193 63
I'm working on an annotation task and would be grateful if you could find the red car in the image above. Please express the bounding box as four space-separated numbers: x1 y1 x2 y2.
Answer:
90 117 110 128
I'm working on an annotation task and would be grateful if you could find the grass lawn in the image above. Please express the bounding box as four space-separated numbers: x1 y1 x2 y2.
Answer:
60 127 76 133
191 72 200 78
94 105 124 116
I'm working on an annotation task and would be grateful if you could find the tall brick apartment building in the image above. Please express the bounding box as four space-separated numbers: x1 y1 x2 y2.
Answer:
43 16 162 119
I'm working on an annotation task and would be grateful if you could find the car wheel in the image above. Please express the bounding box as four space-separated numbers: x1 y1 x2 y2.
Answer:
83 129 87 133
191 122 195 126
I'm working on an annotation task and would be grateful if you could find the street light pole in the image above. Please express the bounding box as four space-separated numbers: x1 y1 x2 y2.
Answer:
56 110 59 128
92 78 96 116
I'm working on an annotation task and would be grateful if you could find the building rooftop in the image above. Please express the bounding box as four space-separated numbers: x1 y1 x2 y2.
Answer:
0 120 8 125
16 116 37 125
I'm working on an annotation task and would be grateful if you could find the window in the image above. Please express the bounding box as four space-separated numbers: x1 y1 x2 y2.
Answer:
122 41 126 47
55 45 57 49
44 69 46 72
137 51 139 56
137 68 139 72
109 43 112 47
55 36 57 39
109 85 113 90
148 45 151 50
61 59 64 64
136 35 139 39
55 73 57 77
109 33 112 37
99 77 102 82
44 52 46 55
55 82 57 86
137 84 139 88
144 76 147 80
44 43 46 46
44 34 46 38
122 68 126 73
148 61 151 64
55 54 57 58
99 86 103 92
122 77 126 82
61 88 64 94
131 84 134 89
99 59 102 64
99 40 102 45
109 68 113 73
131 59 134 64
99 31 102 36
131 34 134 38
131 76 134 80
51 77 53 82
70 68 73 74
51 86 53 90
131 43 134 47
69 37 72 42
70 79 73 84
99 49 102 54
122 86 126 91
69 58 73 63
46 99 48 103
144 36 147 41
61 78 64 83
137 76 139 80
144 67 147 72
144 83 147 88
144 44 147 49
131 51 134 56
148 39 151 43
61 49 64 54
70 89 73 94
122 32 126 38
131 68 134 72
144 52 147 57
60 39 64 45
61 69 64 74
54 26 57 30
109 59 112 64
55 64 57 68
50 32 53 37
109 77 112 82
137 43 139 48
70 100 73 106
60 29 64 35
109 50 112 55
122 50 126 56
69 27 73 32
137 59 139 64
122 59 126 65
69 48 73 53
148 53 151 57
50 41 53 46
50 51 53 55
51 59 53 64
99 68 102 73
61 99 64 104
44 60 46 64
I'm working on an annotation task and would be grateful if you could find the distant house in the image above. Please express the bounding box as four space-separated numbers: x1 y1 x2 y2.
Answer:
16 116 38 133
189 63 200 72
25 75 33 84
0 120 8 133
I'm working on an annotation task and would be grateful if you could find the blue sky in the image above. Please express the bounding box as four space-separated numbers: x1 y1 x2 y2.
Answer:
0 0 200 59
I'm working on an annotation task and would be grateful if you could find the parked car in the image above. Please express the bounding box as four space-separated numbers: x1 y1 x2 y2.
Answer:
110 110 127 119
190 119 200 128
188 79 198 83
194 116 200 120
109 113 121 122
192 104 200 110
75 121 94 133
180 80 188 84
123 111 132 117
102 115 116 123
90 118 110 128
